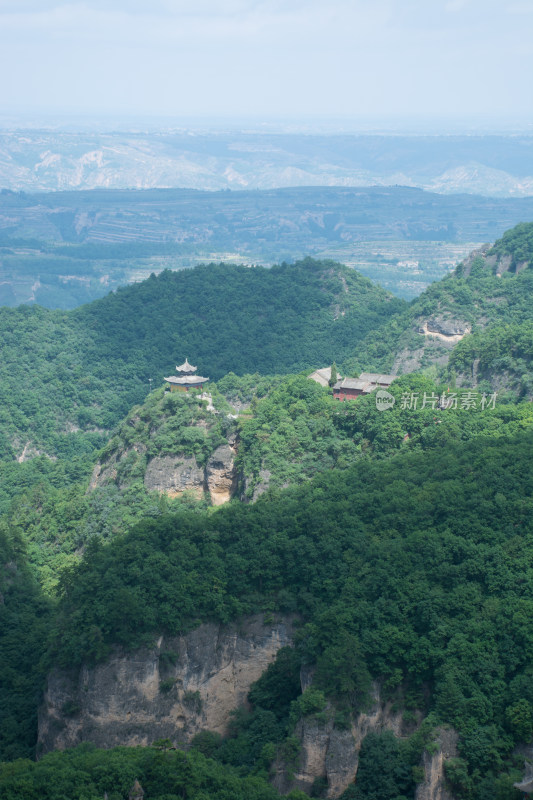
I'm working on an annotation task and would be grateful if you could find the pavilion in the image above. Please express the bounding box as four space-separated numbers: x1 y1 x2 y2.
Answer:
164 359 210 392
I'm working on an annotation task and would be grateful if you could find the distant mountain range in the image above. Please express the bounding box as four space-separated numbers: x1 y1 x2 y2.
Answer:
1 130 532 197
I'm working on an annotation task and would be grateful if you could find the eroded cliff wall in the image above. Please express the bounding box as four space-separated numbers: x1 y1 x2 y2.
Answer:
39 615 457 799
273 685 406 797
38 615 294 754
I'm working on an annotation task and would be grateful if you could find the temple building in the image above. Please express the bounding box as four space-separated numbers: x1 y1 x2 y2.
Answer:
164 358 210 392
333 372 395 401
308 366 342 387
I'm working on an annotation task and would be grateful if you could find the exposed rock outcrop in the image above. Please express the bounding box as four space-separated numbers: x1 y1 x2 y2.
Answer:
89 438 239 507
142 439 238 504
240 468 272 502
275 689 459 799
144 454 205 499
421 317 471 342
38 615 295 755
129 779 144 800
392 315 471 374
205 442 238 505
459 244 530 277
415 727 458 800
89 443 147 490
273 685 409 798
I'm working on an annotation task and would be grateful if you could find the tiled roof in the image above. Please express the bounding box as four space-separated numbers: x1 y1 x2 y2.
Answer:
309 366 343 386
334 378 371 391
358 372 395 385
164 375 209 385
176 358 197 373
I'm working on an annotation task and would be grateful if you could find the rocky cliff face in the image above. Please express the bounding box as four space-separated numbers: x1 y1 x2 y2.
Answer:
273 685 407 797
88 392 239 506
38 615 295 755
459 243 530 277
143 454 205 499
415 727 458 800
39 620 458 799
392 313 471 374
205 443 239 505
141 438 238 504
274 687 458 800
240 467 272 502
420 316 471 341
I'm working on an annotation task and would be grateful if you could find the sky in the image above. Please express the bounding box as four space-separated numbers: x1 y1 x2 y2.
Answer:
0 0 532 125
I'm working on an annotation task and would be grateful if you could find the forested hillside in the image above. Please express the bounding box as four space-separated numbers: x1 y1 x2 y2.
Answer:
0 258 404 457
1 222 532 460
6 368 532 597
2 431 532 798
1 224 533 800
352 222 533 383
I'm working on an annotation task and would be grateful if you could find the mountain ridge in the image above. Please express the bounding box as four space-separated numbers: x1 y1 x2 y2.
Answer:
351 221 533 386
1 130 532 197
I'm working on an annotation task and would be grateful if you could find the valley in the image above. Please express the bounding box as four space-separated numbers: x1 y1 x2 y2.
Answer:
2 185 533 307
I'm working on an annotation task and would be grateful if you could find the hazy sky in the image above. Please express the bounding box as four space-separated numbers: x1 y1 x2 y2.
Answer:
0 0 532 123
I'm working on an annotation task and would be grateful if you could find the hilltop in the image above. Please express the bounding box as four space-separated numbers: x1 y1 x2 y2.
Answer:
2 220 533 462
352 221 533 393
0 258 404 459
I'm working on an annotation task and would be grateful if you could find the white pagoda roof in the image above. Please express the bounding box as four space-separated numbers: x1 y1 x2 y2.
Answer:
176 358 197 373
164 375 209 386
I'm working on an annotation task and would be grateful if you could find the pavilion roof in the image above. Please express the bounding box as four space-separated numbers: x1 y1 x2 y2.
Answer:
164 375 209 385
176 358 197 373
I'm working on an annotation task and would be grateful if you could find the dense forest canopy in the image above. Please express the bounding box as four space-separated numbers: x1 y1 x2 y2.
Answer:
2 426 532 798
1 222 532 458
4 370 531 598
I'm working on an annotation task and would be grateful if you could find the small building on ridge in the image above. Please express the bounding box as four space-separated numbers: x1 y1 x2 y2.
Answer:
164 358 210 392
333 372 395 401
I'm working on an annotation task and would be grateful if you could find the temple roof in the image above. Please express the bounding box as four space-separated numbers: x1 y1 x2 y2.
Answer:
358 372 396 385
334 378 372 391
164 375 209 385
176 358 197 373
308 366 343 387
